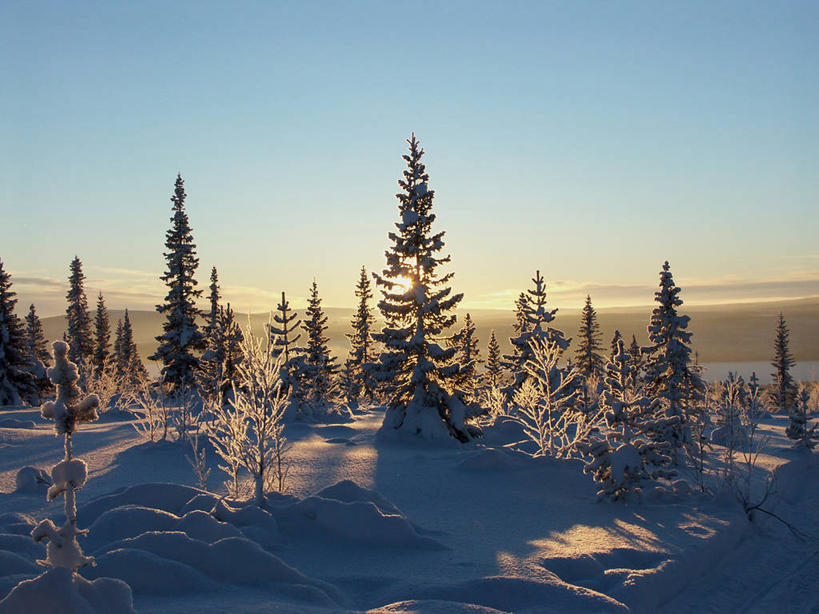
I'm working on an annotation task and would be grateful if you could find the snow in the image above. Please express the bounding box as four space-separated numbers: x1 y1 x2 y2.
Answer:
0 406 816 612
13 466 50 495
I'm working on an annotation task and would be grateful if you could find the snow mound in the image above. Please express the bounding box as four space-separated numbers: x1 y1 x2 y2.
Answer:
79 483 205 524
13 466 51 494
94 531 338 603
0 567 135 614
316 479 403 515
480 416 529 447
398 574 628 613
456 448 527 471
0 534 44 560
0 513 34 536
0 550 39 577
368 600 507 613
280 496 445 550
178 493 219 515
86 505 243 551
0 419 37 429
87 548 212 595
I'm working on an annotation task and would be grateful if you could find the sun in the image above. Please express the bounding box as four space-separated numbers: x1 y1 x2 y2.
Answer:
393 276 412 293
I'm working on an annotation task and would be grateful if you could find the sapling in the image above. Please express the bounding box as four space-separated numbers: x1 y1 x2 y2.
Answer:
32 341 99 570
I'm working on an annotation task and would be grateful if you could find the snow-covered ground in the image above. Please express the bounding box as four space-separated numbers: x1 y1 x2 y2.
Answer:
0 407 816 613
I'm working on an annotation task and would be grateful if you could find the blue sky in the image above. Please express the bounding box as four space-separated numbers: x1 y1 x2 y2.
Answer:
1 1 817 315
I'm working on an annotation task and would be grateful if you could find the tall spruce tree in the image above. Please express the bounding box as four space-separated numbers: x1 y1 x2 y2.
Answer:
25 304 51 368
0 260 35 405
24 304 52 401
269 291 303 397
150 174 205 391
346 266 377 400
502 270 570 396
450 312 481 398
65 256 94 366
205 267 221 337
92 292 111 371
301 280 338 405
771 313 797 414
485 330 503 389
368 134 473 441
198 267 224 403
113 319 124 376
575 295 605 410
642 261 704 457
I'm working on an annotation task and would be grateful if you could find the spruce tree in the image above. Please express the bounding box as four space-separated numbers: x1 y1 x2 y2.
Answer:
503 270 570 396
575 295 604 410
608 329 623 361
301 280 338 406
269 291 303 397
220 303 244 396
150 174 205 392
92 292 111 371
65 256 94 366
113 319 124 377
198 267 223 403
485 330 503 389
205 267 221 337
25 304 52 401
0 260 35 405
450 312 481 399
785 385 818 449
121 309 147 383
368 134 473 441
25 304 51 367
346 265 377 399
771 313 797 414
642 261 704 457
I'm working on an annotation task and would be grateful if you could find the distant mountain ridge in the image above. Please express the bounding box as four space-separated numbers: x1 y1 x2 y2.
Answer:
39 297 819 365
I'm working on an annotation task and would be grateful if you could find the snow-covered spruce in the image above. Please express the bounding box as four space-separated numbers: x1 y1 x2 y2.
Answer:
0 259 36 406
115 309 147 385
24 303 52 403
367 134 477 442
580 338 676 502
92 292 111 372
345 265 378 401
771 312 797 414
34 341 100 571
641 261 704 461
150 173 206 392
485 330 504 390
502 270 570 401
300 280 339 414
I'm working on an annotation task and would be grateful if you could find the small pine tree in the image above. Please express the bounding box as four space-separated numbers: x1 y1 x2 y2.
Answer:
198 268 224 405
575 295 604 410
450 312 481 399
112 319 124 376
628 334 642 369
92 292 111 371
346 266 377 400
150 173 205 392
485 330 503 389
205 267 221 336
269 291 304 400
368 134 474 441
771 313 797 414
65 257 94 367
785 385 818 449
120 310 147 383
503 270 570 397
0 261 36 405
301 280 338 408
642 261 704 458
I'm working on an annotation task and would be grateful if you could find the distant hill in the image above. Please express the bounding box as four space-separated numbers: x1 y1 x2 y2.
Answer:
40 297 819 366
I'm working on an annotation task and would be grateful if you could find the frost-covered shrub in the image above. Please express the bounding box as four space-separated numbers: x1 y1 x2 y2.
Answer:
785 385 818 449
34 341 99 571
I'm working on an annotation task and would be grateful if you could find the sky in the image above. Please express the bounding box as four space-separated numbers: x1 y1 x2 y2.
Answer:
1 1 817 316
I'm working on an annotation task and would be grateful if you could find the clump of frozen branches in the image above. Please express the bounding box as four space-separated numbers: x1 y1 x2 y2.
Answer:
512 336 595 458
126 375 170 442
33 341 99 570
83 363 120 414
186 430 211 490
208 321 290 506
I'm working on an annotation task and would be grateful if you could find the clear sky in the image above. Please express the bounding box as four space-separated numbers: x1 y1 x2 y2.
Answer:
2 1 817 316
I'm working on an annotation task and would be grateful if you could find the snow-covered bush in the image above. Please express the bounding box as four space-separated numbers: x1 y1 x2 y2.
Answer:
34 341 100 571
209 325 290 506
126 376 170 442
